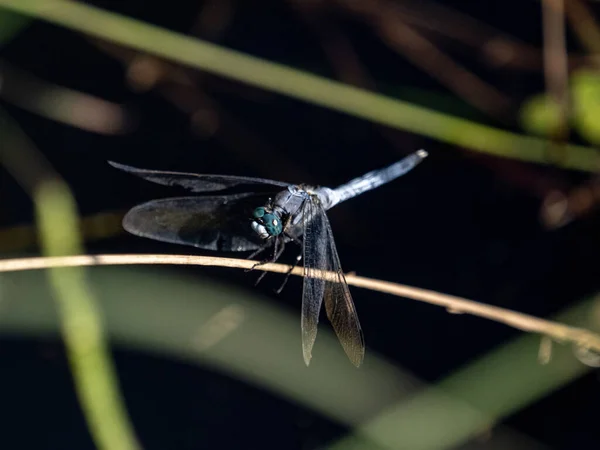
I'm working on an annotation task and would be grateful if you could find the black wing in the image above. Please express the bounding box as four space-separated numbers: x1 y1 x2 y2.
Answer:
300 196 365 367
109 161 290 193
121 193 272 252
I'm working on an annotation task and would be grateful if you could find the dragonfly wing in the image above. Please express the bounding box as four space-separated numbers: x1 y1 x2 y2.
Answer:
320 214 365 367
301 198 327 367
300 197 365 367
122 192 270 251
109 161 289 193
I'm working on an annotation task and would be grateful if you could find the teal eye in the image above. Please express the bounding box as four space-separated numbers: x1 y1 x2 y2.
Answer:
253 207 266 219
262 213 283 236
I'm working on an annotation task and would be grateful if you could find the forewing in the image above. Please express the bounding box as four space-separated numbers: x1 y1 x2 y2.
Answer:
109 161 289 193
301 197 327 366
300 197 364 367
122 192 269 251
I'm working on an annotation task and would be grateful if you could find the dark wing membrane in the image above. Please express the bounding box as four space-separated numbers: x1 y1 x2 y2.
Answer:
122 193 271 252
301 197 365 367
108 161 289 193
300 198 327 367
320 213 365 367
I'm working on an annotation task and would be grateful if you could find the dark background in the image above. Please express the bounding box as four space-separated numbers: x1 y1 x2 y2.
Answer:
1 1 599 449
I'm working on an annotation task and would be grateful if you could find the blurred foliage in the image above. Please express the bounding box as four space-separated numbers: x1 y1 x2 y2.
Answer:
1 266 598 450
0 210 127 254
0 108 142 450
519 93 564 138
35 180 141 450
0 0 598 172
0 9 29 44
520 69 600 147
572 70 600 146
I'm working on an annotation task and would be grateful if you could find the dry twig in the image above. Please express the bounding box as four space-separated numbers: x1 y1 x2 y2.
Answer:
1 253 599 355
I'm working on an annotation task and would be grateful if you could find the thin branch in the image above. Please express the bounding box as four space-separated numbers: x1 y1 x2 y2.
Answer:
542 0 570 140
1 253 599 354
376 14 512 117
566 0 600 55
329 0 513 117
335 0 545 71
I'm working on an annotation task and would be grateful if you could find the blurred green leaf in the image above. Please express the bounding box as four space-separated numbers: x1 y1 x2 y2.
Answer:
0 9 30 45
519 93 563 137
572 69 600 146
34 180 141 450
0 110 141 450
520 69 600 147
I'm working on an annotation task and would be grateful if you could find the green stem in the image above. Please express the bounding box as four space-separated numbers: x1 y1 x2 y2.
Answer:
34 180 141 450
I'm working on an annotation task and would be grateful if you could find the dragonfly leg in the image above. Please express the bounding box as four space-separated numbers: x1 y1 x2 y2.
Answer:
252 242 276 285
244 240 274 272
254 270 268 286
251 238 284 267
275 252 302 294
251 238 286 286
246 242 269 261
271 238 286 261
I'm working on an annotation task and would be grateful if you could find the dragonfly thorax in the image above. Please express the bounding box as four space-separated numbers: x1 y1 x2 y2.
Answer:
251 206 283 239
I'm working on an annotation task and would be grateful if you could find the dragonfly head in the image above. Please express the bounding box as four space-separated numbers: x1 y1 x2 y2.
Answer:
251 206 283 239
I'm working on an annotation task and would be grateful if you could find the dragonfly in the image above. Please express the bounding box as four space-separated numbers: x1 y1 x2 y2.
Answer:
109 149 428 367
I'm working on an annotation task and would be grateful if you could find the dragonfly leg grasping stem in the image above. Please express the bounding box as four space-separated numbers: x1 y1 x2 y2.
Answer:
244 242 272 272
275 252 303 294
252 238 286 286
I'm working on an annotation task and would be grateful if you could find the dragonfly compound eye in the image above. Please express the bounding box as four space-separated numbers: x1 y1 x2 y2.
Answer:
251 209 283 238
253 207 266 219
262 213 283 236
